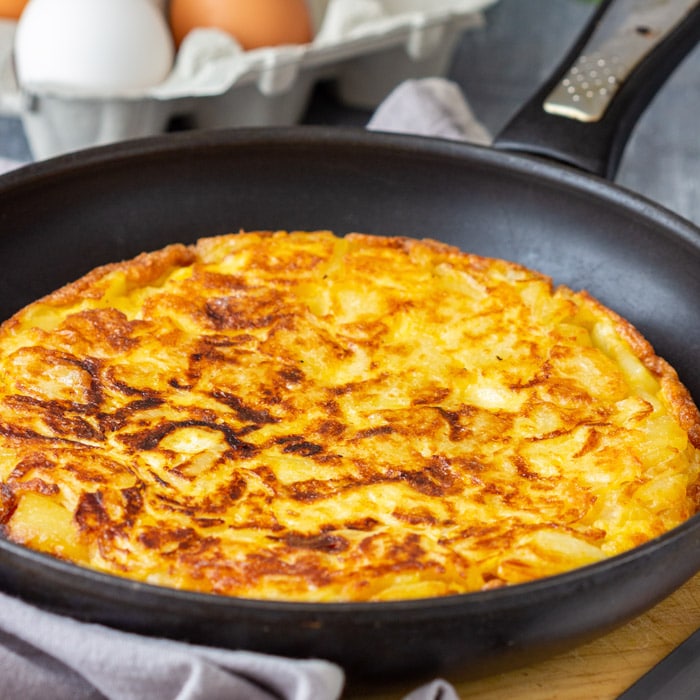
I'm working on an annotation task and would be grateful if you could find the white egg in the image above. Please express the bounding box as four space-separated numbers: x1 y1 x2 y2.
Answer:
15 0 174 94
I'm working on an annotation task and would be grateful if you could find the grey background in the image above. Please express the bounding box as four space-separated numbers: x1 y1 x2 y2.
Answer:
0 0 697 226
307 0 700 227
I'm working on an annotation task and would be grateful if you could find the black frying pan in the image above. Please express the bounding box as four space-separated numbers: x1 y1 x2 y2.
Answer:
0 0 699 684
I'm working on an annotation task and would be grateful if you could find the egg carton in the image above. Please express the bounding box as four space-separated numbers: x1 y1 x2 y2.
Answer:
0 0 497 160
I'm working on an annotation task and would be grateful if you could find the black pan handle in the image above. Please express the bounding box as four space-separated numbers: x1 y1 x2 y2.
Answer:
493 0 700 179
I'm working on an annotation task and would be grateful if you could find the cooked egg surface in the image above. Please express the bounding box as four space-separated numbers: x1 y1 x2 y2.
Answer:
15 0 174 93
169 0 313 49
0 231 698 602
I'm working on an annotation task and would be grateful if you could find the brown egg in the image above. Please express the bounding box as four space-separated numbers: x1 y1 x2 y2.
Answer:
0 0 28 19
169 0 313 50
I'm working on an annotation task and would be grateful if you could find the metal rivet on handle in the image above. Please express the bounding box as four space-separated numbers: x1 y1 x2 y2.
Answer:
543 0 698 122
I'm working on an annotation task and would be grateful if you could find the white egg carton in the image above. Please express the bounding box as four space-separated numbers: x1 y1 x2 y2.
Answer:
0 0 497 160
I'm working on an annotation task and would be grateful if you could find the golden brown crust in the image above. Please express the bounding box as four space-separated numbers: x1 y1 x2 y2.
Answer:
0 230 698 601
578 290 700 449
45 244 196 308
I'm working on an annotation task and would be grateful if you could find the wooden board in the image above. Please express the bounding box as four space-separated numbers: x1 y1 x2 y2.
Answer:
348 572 700 699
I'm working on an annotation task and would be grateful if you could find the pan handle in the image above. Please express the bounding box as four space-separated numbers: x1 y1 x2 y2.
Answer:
493 0 700 179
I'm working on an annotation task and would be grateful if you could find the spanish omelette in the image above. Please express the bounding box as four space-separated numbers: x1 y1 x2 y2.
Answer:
0 230 698 601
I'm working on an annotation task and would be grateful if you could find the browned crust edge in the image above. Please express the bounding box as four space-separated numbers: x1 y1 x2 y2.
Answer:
576 289 700 449
25 243 195 309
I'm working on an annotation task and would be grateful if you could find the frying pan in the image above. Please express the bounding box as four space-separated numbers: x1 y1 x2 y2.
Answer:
0 0 699 684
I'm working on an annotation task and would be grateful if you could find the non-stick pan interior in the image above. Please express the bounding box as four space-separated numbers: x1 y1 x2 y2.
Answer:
1 127 699 681
2 127 698 391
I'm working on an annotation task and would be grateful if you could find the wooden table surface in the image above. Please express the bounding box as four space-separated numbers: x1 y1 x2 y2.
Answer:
347 572 700 699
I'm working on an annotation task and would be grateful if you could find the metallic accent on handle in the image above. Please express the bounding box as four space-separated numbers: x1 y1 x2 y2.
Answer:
544 0 699 123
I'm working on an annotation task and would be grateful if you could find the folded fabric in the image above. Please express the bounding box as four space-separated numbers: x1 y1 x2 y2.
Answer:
0 156 26 174
0 590 344 700
0 588 462 700
368 77 492 145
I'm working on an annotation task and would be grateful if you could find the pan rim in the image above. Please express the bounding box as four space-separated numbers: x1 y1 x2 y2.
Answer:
2 499 699 616
0 125 699 641
0 125 698 247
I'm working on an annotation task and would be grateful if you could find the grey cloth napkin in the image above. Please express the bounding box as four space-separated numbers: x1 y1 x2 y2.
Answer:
0 590 343 700
0 79 475 700
0 155 25 174
0 590 458 700
368 77 492 145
